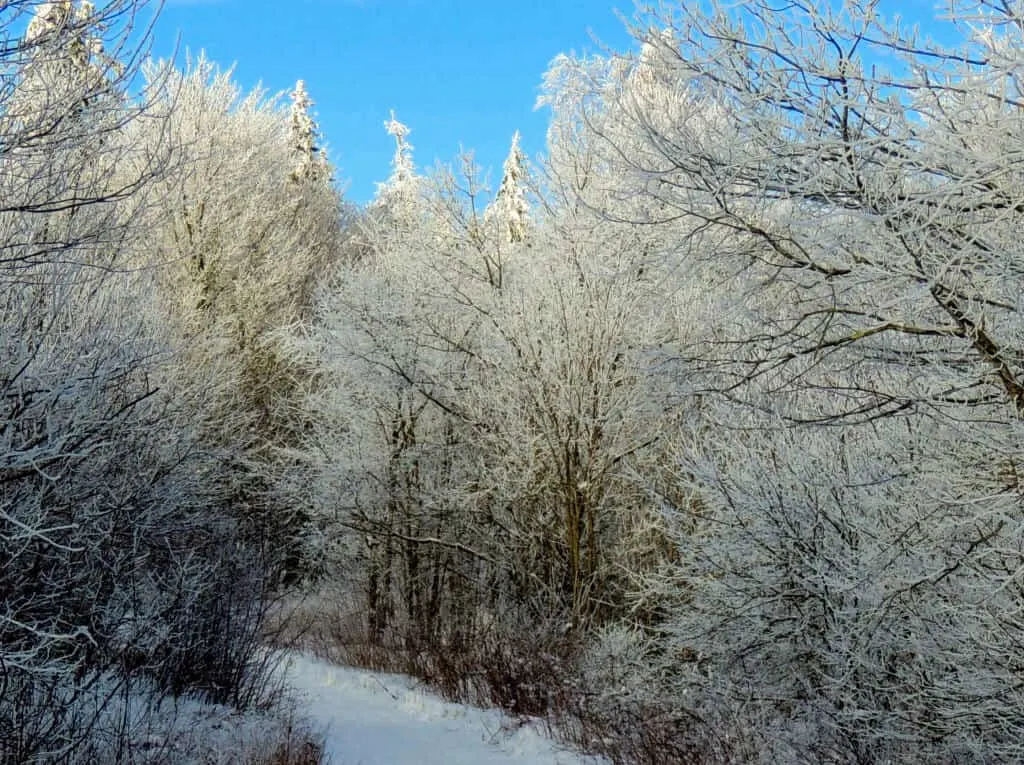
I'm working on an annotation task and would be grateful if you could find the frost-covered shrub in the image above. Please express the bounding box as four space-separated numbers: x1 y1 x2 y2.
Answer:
1 661 322 765
0 3 293 761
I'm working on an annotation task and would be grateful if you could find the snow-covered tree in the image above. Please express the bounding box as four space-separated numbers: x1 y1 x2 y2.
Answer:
1 0 168 271
367 111 423 233
19 0 108 109
301 133 683 661
1 3 283 760
289 78 330 184
139 57 340 340
485 130 529 244
383 111 415 189
535 0 1024 759
124 57 346 584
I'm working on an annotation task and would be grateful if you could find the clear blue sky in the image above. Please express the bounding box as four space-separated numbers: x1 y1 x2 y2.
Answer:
151 0 637 204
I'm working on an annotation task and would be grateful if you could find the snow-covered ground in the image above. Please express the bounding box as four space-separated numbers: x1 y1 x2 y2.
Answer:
284 653 608 765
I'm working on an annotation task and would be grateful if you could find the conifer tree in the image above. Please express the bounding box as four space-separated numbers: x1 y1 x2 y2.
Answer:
288 78 329 184
486 130 529 244
19 0 113 121
383 111 415 185
371 111 420 226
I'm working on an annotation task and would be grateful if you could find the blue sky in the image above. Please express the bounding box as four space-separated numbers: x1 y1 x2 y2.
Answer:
152 0 637 204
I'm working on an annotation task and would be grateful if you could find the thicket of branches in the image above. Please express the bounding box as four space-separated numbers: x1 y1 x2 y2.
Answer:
1 2 341 762
293 1 1024 763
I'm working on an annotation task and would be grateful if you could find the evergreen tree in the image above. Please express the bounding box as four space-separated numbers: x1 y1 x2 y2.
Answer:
371 111 421 227
19 0 113 121
485 130 529 244
288 78 330 184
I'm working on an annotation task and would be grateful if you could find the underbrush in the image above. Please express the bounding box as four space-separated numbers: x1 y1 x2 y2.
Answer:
0 662 325 765
4 574 326 765
554 686 736 765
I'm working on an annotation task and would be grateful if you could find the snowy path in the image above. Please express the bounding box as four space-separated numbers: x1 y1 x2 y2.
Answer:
284 653 607 765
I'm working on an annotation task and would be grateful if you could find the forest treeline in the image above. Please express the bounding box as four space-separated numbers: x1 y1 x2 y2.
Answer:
5 0 1024 762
